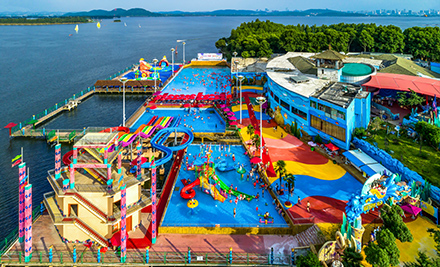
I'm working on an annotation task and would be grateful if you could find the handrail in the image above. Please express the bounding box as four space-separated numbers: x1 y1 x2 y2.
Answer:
72 217 109 247
65 192 109 222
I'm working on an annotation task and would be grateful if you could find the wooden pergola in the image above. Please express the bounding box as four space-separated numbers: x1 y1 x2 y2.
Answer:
94 80 160 88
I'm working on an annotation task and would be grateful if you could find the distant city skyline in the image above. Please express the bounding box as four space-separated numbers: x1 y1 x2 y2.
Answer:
3 0 440 13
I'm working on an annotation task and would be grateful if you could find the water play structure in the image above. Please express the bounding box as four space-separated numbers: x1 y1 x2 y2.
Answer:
180 149 254 202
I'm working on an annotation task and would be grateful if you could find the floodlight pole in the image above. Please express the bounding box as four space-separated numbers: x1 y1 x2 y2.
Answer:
120 77 128 127
238 75 244 124
256 97 266 160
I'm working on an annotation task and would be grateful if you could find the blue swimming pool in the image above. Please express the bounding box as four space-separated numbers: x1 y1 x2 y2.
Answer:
162 67 231 95
130 108 226 133
162 145 289 228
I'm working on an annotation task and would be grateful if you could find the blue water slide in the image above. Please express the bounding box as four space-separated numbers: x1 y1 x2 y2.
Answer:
141 126 193 168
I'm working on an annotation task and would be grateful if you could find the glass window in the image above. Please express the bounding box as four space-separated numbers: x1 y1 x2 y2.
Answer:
337 111 346 120
331 108 338 120
270 90 274 98
310 115 346 142
310 101 317 109
280 99 290 111
274 95 279 103
291 106 307 120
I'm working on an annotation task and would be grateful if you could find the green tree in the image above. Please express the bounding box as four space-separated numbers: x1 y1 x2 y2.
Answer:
353 127 367 139
380 204 413 243
246 124 255 137
274 160 287 188
404 251 440 267
365 228 400 267
283 173 295 200
296 251 321 267
365 242 390 267
368 117 383 139
341 247 363 267
251 134 260 154
359 29 374 52
415 121 440 149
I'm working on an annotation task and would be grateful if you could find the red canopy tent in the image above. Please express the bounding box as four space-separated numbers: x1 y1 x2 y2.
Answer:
325 143 339 151
4 122 17 136
250 157 262 164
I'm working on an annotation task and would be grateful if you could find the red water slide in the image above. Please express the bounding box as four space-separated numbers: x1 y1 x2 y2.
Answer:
180 179 200 199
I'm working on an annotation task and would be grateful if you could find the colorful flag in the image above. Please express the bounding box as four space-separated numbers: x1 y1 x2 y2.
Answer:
12 159 21 168
12 154 21 163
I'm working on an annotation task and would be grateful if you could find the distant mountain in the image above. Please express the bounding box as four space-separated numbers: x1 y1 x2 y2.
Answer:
63 8 161 18
62 8 364 18
158 8 364 17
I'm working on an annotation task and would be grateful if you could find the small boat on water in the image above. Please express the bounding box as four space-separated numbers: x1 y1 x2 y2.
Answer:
97 22 101 29
124 22 127 26
139 24 141 28
75 24 79 33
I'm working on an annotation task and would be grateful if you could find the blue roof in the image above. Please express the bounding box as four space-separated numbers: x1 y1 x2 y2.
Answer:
342 151 365 167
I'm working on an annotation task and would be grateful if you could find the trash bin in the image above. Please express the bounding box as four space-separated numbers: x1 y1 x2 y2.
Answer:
311 147 315 151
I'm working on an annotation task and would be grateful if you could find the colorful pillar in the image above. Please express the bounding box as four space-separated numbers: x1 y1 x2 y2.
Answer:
120 184 127 263
24 184 32 263
151 157 157 244
104 148 108 164
69 164 75 189
107 164 112 181
136 142 142 180
62 179 69 192
18 162 27 243
72 147 77 164
55 144 61 179
117 152 122 174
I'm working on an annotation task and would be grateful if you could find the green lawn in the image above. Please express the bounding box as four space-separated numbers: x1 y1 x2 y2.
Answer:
365 131 440 187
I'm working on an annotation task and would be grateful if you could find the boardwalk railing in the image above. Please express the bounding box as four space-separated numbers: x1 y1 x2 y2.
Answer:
0 206 42 254
0 250 297 266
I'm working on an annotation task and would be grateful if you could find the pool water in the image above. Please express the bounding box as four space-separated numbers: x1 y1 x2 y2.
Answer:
130 108 226 133
162 145 289 227
162 67 232 95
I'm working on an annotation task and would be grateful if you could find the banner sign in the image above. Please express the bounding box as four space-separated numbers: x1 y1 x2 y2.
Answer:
197 53 222 61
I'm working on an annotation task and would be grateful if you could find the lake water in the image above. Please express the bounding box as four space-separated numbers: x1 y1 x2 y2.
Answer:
0 15 439 242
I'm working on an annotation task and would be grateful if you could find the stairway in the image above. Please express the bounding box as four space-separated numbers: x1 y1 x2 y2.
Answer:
295 224 327 247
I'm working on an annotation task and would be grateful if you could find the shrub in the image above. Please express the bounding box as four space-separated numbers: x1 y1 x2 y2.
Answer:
353 127 367 139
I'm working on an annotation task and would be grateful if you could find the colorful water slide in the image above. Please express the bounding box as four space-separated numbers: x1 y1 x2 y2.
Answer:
108 116 166 152
140 127 194 168
129 116 182 167
180 177 226 202
215 174 254 200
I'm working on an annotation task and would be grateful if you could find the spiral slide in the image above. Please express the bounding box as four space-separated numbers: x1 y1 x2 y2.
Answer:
129 116 182 167
140 126 194 168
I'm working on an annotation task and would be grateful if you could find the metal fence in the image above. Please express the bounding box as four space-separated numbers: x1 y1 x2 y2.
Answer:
0 250 295 266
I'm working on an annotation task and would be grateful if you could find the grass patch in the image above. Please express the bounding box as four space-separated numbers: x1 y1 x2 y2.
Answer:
365 131 440 187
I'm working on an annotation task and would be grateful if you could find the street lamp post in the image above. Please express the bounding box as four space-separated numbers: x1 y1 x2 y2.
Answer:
120 77 128 127
183 42 186 65
234 60 239 98
152 58 158 92
171 48 175 76
256 96 266 160
232 51 238 96
238 75 244 124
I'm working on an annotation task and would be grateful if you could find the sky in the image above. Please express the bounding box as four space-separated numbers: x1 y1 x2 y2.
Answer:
3 0 440 13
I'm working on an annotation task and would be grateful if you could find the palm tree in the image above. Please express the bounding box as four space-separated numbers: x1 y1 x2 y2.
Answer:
274 160 286 189
246 124 255 137
283 173 295 200
252 134 260 156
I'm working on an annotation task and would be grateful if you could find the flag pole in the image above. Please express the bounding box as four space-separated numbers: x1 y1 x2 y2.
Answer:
21 147 23 163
